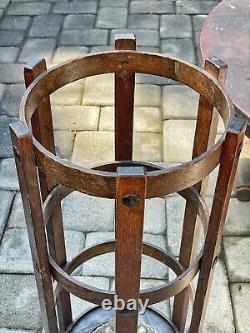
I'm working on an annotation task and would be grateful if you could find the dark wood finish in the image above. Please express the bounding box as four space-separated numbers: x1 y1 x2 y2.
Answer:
115 34 136 161
172 57 228 332
24 57 72 332
115 167 146 333
190 116 246 332
9 122 58 333
10 42 246 333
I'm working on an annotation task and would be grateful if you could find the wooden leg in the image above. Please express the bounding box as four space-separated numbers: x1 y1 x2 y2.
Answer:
115 34 136 161
24 57 72 332
115 167 146 333
10 122 59 333
172 57 228 332
189 116 246 332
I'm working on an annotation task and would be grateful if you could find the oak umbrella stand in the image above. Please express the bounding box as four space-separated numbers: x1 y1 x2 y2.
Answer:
10 34 246 333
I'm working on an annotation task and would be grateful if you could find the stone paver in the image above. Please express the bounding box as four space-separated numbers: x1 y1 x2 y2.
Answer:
53 2 97 15
130 1 175 14
0 47 19 63
62 191 114 232
162 85 199 120
1 84 25 117
163 120 196 163
231 283 250 333
50 82 83 105
52 105 100 131
161 38 196 63
7 2 51 16
71 276 110 319
160 15 192 39
82 232 168 278
224 237 250 283
54 130 75 159
29 15 63 38
0 159 19 190
96 7 127 29
0 118 18 158
63 14 95 30
0 190 14 240
0 0 247 331
0 30 25 47
99 106 162 133
52 46 89 63
128 14 159 30
18 38 56 63
60 29 108 46
0 274 42 329
0 16 30 30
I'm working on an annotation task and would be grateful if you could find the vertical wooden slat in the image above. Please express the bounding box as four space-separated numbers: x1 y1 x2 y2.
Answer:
189 116 246 333
10 122 58 333
115 34 136 161
24 57 72 332
115 167 146 333
172 57 228 332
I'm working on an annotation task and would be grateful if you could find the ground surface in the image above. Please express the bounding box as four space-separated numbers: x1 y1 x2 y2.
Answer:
0 0 250 332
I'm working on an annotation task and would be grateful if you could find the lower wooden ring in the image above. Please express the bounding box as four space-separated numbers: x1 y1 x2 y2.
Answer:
66 306 179 333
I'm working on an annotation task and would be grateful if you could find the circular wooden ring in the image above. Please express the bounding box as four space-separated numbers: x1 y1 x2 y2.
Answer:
20 51 233 198
50 241 199 306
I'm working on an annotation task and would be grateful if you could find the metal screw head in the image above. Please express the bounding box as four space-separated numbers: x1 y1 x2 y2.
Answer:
122 194 140 207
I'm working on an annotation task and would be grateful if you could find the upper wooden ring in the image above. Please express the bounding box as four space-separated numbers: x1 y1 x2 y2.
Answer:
20 51 233 198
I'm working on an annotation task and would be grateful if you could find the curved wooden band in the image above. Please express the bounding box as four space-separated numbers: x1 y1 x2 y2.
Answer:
20 51 232 198
50 241 199 306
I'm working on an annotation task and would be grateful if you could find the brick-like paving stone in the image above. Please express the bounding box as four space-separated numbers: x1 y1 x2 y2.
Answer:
0 274 42 329
51 82 83 105
176 0 219 15
52 105 100 131
82 232 168 278
0 159 19 190
224 199 250 236
54 130 75 159
110 29 160 47
52 46 89 63
63 14 95 30
0 30 25 47
0 47 19 63
53 1 97 15
29 15 63 38
163 119 196 163
99 106 162 133
160 15 192 39
71 276 110 319
63 191 114 232
162 85 199 120
0 16 30 30
128 14 159 30
60 29 108 46
100 0 129 7
18 38 56 63
7 193 25 229
231 283 250 333
224 237 250 283
0 118 18 158
0 64 23 84
161 38 196 63
96 7 127 29
130 1 175 14
0 84 25 117
7 2 51 16
0 190 14 240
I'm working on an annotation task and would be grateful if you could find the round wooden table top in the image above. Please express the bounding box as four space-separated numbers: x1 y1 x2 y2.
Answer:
200 0 250 122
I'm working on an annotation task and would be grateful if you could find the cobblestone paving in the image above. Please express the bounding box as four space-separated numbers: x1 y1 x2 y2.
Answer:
0 1 250 332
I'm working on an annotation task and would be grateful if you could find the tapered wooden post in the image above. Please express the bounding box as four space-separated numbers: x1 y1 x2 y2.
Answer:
10 122 58 333
172 57 228 332
24 57 72 332
115 167 146 333
115 34 136 161
189 115 246 332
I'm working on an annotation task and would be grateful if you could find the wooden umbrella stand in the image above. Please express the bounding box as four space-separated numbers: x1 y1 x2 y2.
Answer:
10 34 246 333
